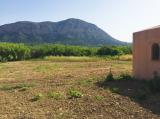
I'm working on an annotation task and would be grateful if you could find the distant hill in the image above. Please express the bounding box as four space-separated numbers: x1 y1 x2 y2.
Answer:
0 18 127 46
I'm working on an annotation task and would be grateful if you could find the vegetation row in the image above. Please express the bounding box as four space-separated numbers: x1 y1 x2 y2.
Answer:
0 42 132 62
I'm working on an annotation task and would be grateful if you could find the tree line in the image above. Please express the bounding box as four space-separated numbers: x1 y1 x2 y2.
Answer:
0 43 132 62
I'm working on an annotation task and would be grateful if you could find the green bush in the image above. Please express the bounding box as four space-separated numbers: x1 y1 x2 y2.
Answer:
97 45 131 56
32 45 132 58
0 43 132 62
30 44 97 58
0 43 30 61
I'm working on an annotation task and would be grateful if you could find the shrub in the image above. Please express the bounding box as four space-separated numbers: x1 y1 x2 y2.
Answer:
30 44 97 58
0 43 132 62
0 43 30 61
96 45 131 56
68 89 82 98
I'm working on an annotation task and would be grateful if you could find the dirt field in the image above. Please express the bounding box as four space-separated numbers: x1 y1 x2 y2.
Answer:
0 57 159 119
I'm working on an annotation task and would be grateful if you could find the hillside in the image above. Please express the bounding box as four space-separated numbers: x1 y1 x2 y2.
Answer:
0 18 126 46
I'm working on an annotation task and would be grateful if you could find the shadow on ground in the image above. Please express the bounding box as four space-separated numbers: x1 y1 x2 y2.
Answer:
96 80 160 115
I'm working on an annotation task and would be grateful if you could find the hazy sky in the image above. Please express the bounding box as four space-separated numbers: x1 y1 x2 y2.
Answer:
0 0 160 42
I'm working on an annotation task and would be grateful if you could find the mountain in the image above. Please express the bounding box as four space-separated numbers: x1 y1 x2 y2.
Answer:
0 18 127 46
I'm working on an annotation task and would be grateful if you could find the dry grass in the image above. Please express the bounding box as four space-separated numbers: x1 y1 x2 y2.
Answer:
105 54 132 61
0 56 159 119
44 56 101 62
0 57 131 81
118 54 132 61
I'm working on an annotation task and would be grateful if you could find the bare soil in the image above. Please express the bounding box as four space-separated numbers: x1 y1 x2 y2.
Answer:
0 59 159 119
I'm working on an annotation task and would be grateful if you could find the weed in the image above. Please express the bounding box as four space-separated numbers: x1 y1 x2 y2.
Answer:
14 83 35 89
19 87 29 91
78 79 92 86
104 73 133 84
68 89 82 98
48 92 62 100
105 72 114 82
116 73 133 80
31 93 44 101
95 95 104 101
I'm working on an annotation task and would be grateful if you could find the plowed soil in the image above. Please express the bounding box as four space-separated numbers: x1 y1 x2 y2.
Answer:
0 58 159 119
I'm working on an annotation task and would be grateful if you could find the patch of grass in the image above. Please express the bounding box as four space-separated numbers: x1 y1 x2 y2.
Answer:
105 55 132 61
0 83 35 91
14 83 35 89
0 85 14 91
19 87 30 91
104 73 133 83
47 92 62 100
31 93 44 102
116 73 133 80
95 95 104 101
44 56 101 62
33 64 60 72
33 65 48 72
68 89 83 98
78 79 93 86
118 55 132 61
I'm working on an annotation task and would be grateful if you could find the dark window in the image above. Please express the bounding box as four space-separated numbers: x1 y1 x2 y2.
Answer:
152 43 160 60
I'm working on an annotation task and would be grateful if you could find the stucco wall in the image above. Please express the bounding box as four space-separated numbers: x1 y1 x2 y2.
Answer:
133 28 160 79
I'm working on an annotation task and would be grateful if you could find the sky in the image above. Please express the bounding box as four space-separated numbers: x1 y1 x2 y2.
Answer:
0 0 160 42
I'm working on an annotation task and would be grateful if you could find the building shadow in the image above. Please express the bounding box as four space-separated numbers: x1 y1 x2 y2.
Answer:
96 80 160 115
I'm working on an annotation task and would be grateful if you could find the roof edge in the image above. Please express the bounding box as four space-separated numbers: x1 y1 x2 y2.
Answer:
134 25 160 34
